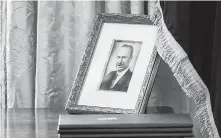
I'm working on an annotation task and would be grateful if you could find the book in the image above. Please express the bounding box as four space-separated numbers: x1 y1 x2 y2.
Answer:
58 127 193 134
58 114 193 129
59 133 194 138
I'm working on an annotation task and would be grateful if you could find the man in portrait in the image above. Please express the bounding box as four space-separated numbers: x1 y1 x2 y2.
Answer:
100 44 133 92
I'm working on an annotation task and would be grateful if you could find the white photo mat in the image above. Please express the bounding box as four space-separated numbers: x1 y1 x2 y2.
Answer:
66 13 160 114
78 23 157 109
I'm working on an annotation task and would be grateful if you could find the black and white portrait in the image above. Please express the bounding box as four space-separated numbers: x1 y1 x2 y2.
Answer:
99 40 142 92
67 15 158 113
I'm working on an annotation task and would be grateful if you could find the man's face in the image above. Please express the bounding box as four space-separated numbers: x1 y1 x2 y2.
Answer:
116 47 132 72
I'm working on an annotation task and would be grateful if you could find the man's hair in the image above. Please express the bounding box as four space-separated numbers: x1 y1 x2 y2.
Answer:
121 44 133 57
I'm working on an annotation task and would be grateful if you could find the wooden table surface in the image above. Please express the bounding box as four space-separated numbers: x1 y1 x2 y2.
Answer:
1 108 66 138
0 108 198 138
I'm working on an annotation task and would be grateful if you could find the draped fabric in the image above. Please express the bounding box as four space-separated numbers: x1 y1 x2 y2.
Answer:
210 2 221 136
35 1 97 109
149 1 219 137
0 1 219 137
0 0 190 113
0 1 149 109
6 1 37 108
160 1 221 136
0 1 7 108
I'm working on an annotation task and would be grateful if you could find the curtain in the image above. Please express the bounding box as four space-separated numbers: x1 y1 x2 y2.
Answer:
160 1 221 136
0 1 7 108
0 1 149 109
211 2 221 136
0 0 190 114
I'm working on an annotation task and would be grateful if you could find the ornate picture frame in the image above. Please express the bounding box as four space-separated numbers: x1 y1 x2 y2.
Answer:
65 13 159 114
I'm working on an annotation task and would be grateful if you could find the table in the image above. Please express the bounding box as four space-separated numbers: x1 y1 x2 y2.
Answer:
0 107 194 138
1 109 65 138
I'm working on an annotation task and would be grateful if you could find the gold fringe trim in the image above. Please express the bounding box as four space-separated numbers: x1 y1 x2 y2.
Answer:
148 1 220 138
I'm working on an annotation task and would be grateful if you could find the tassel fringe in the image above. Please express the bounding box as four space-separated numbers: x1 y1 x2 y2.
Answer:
148 1 220 138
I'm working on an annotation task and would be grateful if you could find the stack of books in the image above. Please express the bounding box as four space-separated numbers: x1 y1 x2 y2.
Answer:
58 114 194 138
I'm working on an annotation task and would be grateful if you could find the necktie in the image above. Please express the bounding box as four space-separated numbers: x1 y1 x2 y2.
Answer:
110 74 118 89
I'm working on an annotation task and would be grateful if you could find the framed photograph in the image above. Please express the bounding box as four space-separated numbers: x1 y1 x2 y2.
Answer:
66 13 159 114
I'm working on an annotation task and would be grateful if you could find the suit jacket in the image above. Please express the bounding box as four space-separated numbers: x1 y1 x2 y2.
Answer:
99 70 133 92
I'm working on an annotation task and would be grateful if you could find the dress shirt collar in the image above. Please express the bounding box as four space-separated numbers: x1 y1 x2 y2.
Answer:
116 67 130 76
111 67 130 87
